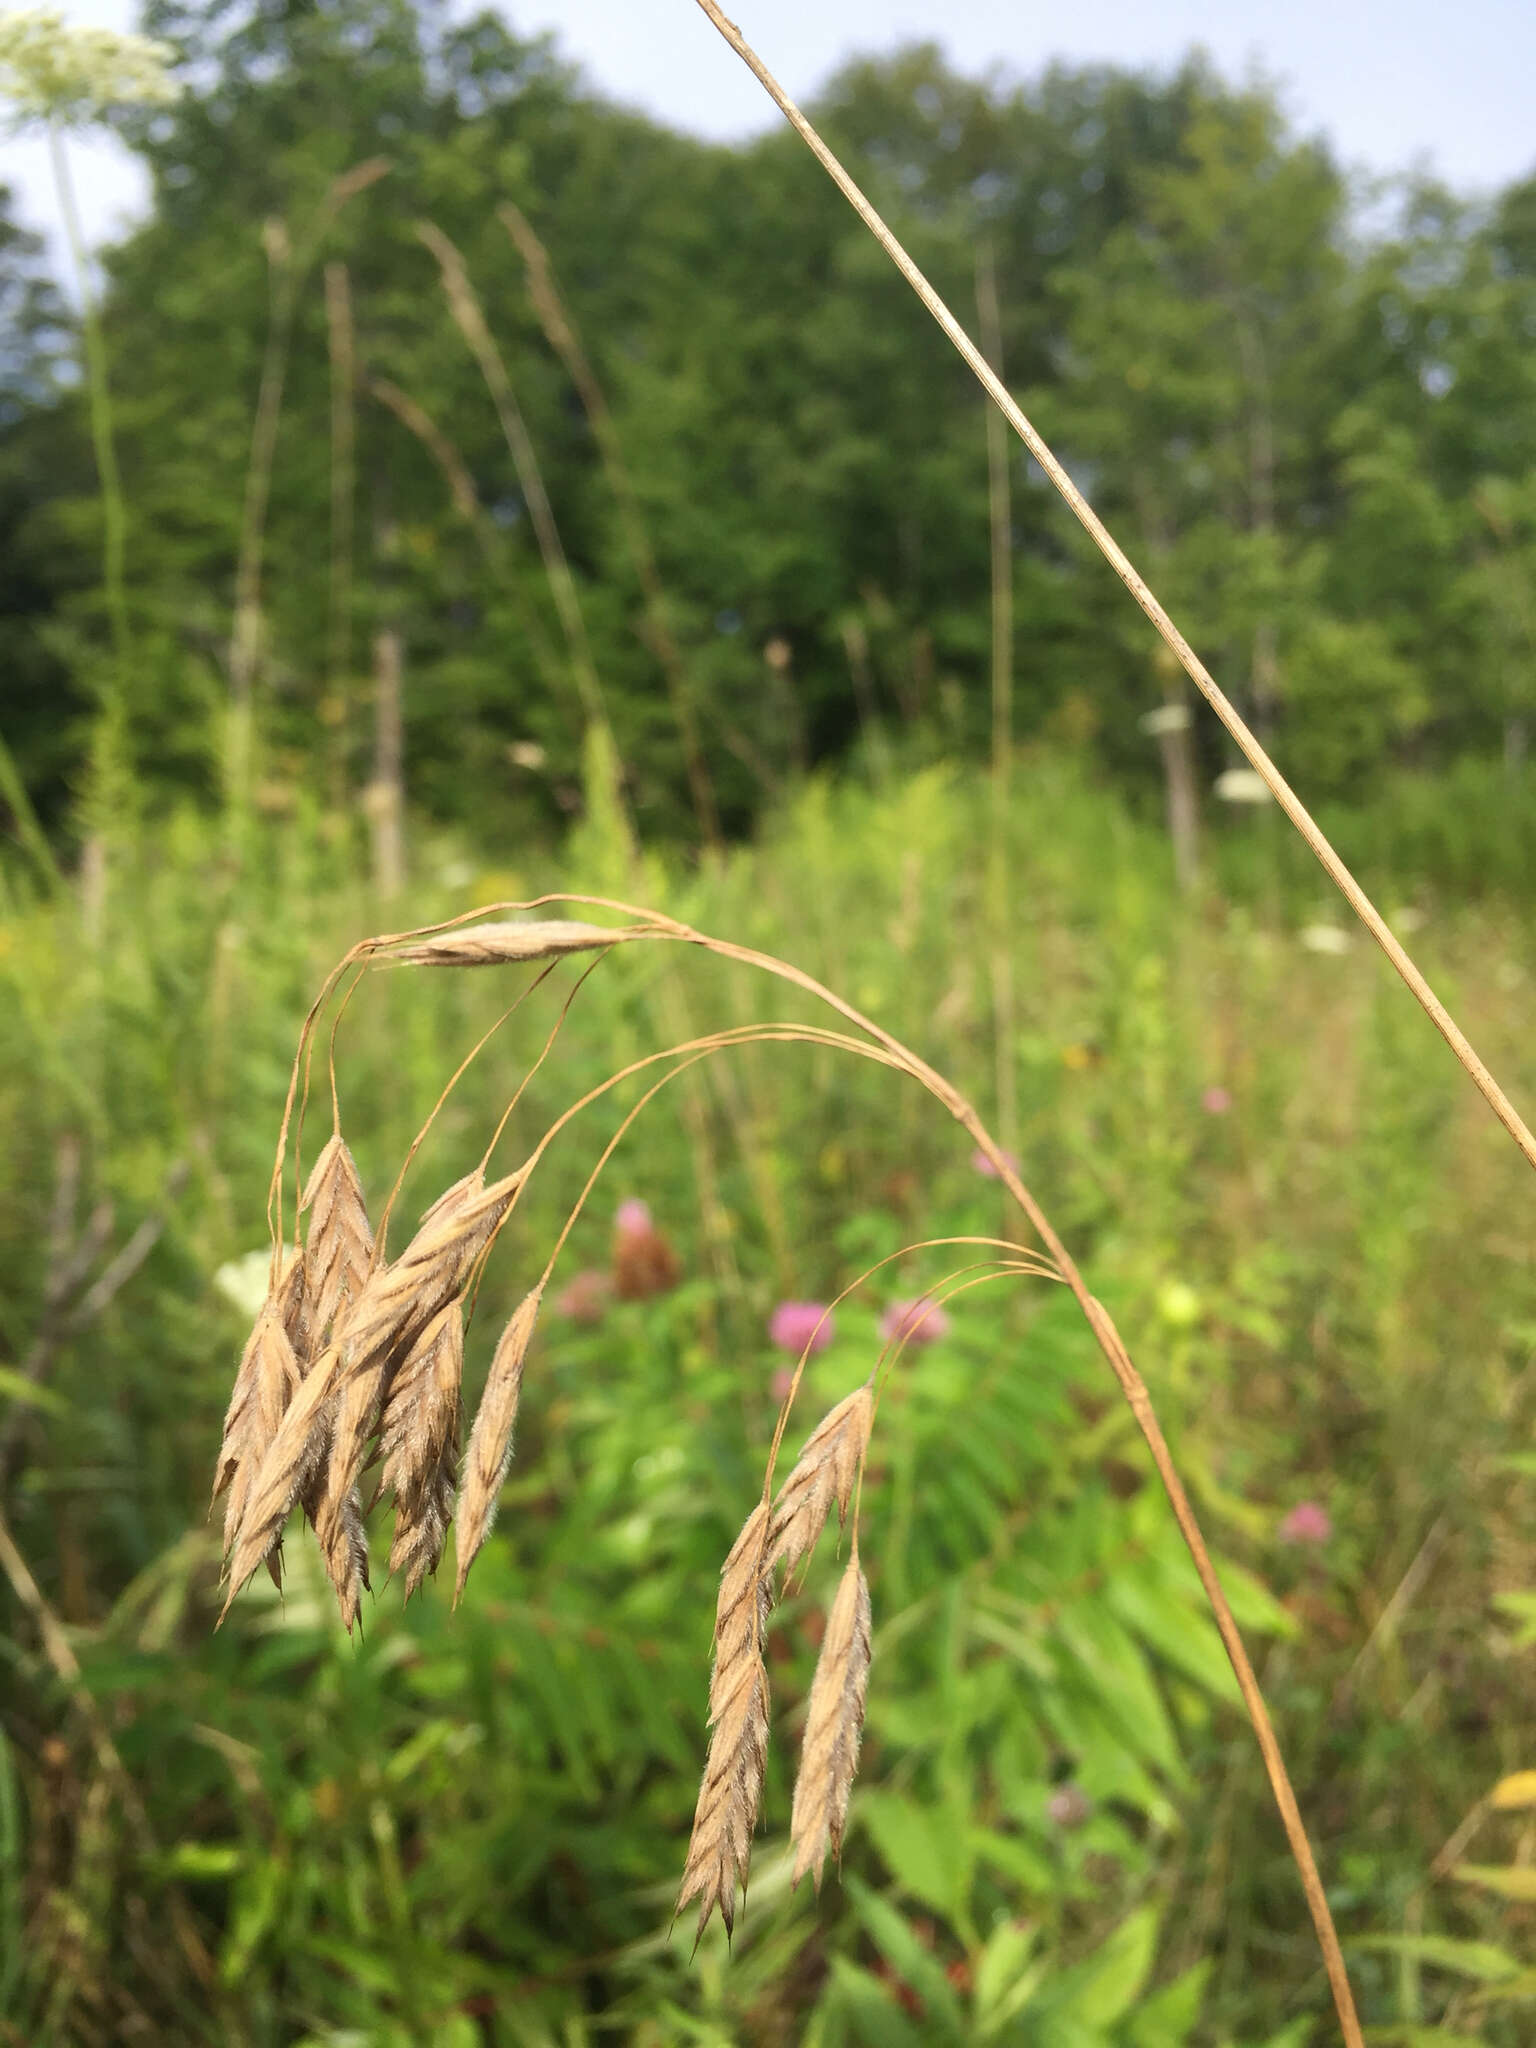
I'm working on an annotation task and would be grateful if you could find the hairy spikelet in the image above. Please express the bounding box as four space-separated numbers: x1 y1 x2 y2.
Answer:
677 1504 773 1942
211 1252 307 1579
389 919 643 967
309 1470 372 1629
300 1133 374 1343
379 1300 464 1598
454 1283 542 1600
767 1385 873 1577
416 1166 485 1233
790 1557 871 1890
224 1169 523 1609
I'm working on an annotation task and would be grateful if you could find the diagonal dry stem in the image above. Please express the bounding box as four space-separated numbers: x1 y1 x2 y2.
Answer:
688 0 1536 1193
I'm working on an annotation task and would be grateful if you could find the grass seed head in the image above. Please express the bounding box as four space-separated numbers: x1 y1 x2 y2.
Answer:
211 1251 307 1570
379 1299 464 1599
767 1385 873 1579
454 1281 543 1601
677 1502 773 1942
790 1556 871 1890
300 1133 374 1344
389 919 640 967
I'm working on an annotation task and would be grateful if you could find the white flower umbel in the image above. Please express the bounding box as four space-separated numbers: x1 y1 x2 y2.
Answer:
0 8 178 129
0 7 181 806
1214 767 1272 806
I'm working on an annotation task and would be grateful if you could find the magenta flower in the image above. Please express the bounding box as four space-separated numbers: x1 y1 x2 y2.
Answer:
770 1367 795 1403
1201 1086 1233 1115
615 1198 653 1239
769 1301 834 1355
1279 1500 1332 1547
554 1268 610 1324
970 1147 1021 1180
880 1297 950 1347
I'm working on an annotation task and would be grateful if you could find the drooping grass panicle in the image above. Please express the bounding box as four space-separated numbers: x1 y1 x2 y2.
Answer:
790 1552 872 1892
677 1502 773 1943
314 1167 523 1550
222 1167 524 1612
453 1281 544 1602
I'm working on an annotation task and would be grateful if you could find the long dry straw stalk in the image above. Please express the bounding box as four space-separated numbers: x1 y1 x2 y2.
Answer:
688 0 1536 1195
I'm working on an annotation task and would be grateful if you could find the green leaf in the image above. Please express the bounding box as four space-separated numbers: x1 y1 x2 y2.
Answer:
1124 1960 1210 2045
164 1841 244 1879
1350 1933 1523 1982
858 1793 975 1928
0 1367 65 1414
973 1917 1044 2038
842 1877 969 2041
1043 1906 1158 2027
1453 1863 1536 1901
820 1957 929 2048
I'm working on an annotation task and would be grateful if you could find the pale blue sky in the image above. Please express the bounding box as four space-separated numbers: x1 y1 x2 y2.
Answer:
5 0 1535 278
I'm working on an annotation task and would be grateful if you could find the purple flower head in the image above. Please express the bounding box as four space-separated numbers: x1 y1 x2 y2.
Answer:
1279 1500 1332 1547
880 1297 950 1347
554 1269 610 1325
769 1301 834 1355
615 1198 653 1240
1201 1086 1233 1115
970 1146 1021 1181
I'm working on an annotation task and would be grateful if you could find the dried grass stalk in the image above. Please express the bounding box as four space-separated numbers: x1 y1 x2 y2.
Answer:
223 1170 522 1607
379 1299 464 1598
389 920 641 967
300 1133 373 1342
210 1252 308 1580
677 1503 773 1942
453 1282 542 1600
790 1556 871 1890
767 1385 873 1577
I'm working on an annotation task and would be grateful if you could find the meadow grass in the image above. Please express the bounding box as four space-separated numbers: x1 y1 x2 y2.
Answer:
3 754 1535 2043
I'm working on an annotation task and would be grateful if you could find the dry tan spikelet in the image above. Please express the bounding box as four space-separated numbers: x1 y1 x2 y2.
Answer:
313 1171 519 1593
300 1133 374 1342
211 1251 307 1577
453 1282 543 1600
388 919 642 967
767 1385 874 1578
224 1169 523 1611
378 1300 465 1598
309 1474 372 1629
790 1556 872 1891
676 1503 773 1943
416 1166 486 1233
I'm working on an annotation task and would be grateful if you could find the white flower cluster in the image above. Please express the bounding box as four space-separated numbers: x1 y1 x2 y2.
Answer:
0 6 179 127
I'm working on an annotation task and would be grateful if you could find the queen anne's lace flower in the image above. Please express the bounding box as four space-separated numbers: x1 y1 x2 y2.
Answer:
0 7 179 128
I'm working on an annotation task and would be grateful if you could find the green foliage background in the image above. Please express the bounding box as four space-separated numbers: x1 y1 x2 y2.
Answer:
3 3 1536 2043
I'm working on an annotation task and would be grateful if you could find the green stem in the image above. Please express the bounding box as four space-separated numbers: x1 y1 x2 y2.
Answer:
48 121 131 673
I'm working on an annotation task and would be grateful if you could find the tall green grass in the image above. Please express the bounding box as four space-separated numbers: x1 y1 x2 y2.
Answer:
3 757 1535 2043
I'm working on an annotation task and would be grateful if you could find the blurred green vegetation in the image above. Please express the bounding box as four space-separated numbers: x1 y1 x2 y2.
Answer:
4 1 1536 2041
3 759 1536 2043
